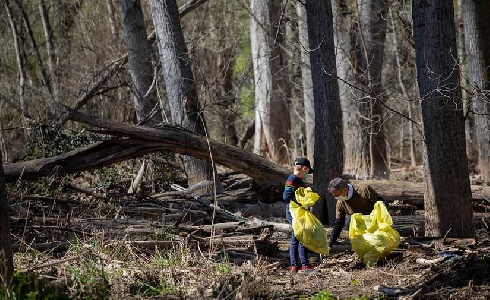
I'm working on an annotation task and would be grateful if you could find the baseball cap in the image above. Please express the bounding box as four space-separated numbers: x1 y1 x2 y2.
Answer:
294 157 314 174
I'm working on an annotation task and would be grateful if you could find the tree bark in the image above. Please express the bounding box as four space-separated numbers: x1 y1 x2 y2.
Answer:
4 0 27 116
149 0 222 193
118 0 162 127
333 0 370 179
462 0 490 183
356 0 390 178
39 0 59 103
107 0 119 41
268 0 291 164
0 150 13 282
250 0 290 164
296 2 314 161
412 0 474 237
307 0 343 224
389 10 417 167
13 0 53 100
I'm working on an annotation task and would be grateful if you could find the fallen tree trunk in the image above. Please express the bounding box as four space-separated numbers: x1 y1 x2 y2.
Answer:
354 179 490 209
5 110 490 206
5 110 290 189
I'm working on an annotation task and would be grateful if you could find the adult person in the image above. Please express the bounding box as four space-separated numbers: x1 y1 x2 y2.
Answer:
327 177 388 248
283 157 317 273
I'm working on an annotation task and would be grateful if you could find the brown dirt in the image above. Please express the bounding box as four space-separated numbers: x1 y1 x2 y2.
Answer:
7 163 490 299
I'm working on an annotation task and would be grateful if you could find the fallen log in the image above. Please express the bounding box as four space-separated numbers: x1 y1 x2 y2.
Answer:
5 110 290 193
351 179 490 209
6 110 490 206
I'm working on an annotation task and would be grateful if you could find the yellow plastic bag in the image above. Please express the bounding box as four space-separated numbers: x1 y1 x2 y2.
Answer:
349 201 400 267
289 187 330 255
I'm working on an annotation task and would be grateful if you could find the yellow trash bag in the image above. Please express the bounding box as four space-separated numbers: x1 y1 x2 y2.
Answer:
349 201 400 267
289 187 330 255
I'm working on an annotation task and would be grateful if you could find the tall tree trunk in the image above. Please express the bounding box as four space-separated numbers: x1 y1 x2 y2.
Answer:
462 0 490 183
107 0 120 41
250 0 290 164
13 0 53 101
333 0 370 179
0 150 13 282
307 0 343 225
356 0 390 178
296 2 314 161
389 10 417 167
455 0 476 167
250 0 270 157
412 0 474 237
210 5 238 146
149 0 222 193
5 0 26 116
39 0 59 103
118 0 162 126
215 46 239 146
268 0 291 164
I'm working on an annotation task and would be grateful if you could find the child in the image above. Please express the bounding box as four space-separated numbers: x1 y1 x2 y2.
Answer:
283 157 317 273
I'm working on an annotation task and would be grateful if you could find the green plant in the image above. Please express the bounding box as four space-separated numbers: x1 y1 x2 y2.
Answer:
0 271 68 300
129 278 184 297
214 252 231 275
65 240 110 298
309 291 336 300
152 250 183 268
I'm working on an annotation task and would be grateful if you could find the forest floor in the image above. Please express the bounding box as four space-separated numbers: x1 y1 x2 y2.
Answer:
6 157 490 299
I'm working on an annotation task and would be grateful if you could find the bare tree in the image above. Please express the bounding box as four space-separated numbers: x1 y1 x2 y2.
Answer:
39 0 59 103
356 0 390 178
0 149 13 283
412 0 474 237
149 0 222 193
307 0 343 224
4 0 26 115
107 0 120 41
13 0 53 101
250 0 290 164
333 0 370 179
462 0 490 183
118 0 162 126
296 2 314 161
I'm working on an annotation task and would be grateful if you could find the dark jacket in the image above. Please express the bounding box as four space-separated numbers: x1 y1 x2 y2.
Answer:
329 184 384 247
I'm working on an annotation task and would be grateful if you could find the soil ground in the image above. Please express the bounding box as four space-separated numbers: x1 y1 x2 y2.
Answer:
7 163 490 299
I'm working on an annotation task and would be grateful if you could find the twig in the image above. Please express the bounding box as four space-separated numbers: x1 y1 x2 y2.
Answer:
442 228 452 244
24 256 79 272
65 182 109 200
26 225 92 237
128 161 146 194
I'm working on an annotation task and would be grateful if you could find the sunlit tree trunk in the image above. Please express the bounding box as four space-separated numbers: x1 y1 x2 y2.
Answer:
333 0 370 179
389 11 417 167
13 0 53 102
118 0 162 126
250 0 290 164
149 0 222 193
0 150 13 282
39 0 59 103
462 0 490 183
412 0 474 237
5 0 26 116
107 0 120 41
356 0 390 178
296 2 314 161
307 0 343 225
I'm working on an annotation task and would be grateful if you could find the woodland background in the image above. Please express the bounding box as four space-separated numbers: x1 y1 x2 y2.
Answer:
0 0 490 298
